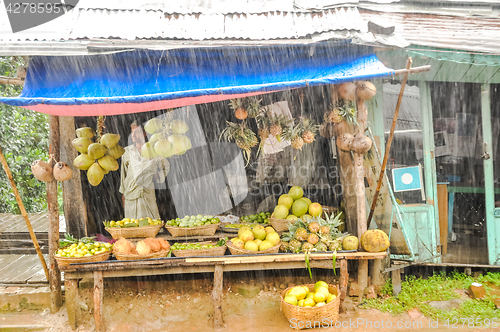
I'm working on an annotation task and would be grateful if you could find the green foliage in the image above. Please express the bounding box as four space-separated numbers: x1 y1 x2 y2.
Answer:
363 271 500 324
0 56 50 213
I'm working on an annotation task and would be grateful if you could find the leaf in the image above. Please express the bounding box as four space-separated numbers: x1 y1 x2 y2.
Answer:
332 250 337 276
305 251 312 280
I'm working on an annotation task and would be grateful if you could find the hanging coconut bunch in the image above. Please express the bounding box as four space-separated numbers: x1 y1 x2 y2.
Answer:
72 116 125 187
31 155 55 182
143 113 192 159
219 121 258 165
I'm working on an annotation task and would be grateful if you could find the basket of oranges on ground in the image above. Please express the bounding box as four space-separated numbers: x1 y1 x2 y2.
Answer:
280 280 340 330
55 234 113 266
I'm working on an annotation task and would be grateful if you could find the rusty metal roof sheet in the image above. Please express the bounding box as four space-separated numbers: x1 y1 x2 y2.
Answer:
0 1 409 55
360 9 500 54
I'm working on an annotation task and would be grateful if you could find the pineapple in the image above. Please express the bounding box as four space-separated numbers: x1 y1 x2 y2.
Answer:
302 242 314 252
307 233 319 245
258 127 270 140
308 221 320 233
295 227 308 241
283 123 305 150
328 238 342 252
328 108 343 123
300 118 318 144
327 101 358 126
289 239 302 253
280 241 289 253
270 124 282 137
315 242 328 252
291 137 304 150
320 226 331 235
220 121 259 165
302 131 315 144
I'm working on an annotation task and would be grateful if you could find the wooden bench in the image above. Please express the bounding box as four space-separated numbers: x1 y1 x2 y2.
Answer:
60 251 386 331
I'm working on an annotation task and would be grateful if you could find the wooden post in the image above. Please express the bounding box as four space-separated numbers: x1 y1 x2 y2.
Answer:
212 264 224 329
59 116 89 238
94 271 104 332
0 146 49 281
65 279 79 329
339 259 348 312
48 115 62 312
331 85 358 234
354 100 369 300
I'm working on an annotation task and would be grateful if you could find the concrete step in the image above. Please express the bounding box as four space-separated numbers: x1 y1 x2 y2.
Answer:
0 312 50 331
0 286 51 311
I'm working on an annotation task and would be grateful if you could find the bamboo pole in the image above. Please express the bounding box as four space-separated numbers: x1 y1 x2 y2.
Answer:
0 146 50 281
0 76 24 85
366 58 413 226
48 115 62 312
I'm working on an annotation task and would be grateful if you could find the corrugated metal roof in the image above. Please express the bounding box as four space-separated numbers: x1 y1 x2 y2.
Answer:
360 9 500 54
0 1 409 55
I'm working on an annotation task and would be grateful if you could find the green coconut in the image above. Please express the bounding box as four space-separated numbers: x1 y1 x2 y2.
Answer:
167 134 192 155
73 153 94 170
154 139 174 158
87 143 106 160
100 133 120 149
144 118 162 134
170 119 189 134
71 137 93 154
141 142 158 160
75 127 96 139
87 162 105 186
106 145 125 159
98 155 119 172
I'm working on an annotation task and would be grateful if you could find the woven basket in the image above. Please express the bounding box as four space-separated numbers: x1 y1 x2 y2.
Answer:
55 250 111 266
105 223 164 239
269 218 292 232
280 284 340 330
227 241 280 255
113 249 169 261
171 242 227 257
165 223 220 237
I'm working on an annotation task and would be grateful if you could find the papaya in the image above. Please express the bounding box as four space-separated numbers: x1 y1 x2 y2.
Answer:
139 218 149 227
123 222 138 228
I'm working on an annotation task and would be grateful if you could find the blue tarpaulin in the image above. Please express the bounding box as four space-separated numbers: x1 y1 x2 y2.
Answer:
0 43 395 116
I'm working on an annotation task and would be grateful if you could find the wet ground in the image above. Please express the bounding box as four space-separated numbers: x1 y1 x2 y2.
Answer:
1 274 498 332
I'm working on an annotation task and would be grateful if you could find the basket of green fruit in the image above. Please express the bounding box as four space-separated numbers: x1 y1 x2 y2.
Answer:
165 215 221 237
240 212 271 224
171 238 228 257
103 217 164 239
55 234 113 266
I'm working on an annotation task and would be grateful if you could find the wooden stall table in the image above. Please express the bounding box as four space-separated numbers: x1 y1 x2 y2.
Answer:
60 251 386 331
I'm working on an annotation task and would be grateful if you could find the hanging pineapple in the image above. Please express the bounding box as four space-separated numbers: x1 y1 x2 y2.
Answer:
255 107 272 141
283 123 305 150
229 99 248 120
301 118 319 144
268 112 291 141
220 121 258 165
324 101 357 126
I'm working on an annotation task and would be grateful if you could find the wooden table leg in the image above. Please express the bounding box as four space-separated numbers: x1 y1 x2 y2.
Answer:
212 264 223 329
65 279 79 329
339 259 348 312
94 271 104 332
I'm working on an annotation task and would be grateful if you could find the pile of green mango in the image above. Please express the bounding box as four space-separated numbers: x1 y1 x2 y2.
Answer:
240 212 271 224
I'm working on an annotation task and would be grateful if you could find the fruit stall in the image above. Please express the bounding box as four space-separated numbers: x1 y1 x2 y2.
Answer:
0 24 430 330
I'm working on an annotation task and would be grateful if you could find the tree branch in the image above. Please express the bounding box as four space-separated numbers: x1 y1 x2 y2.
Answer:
0 76 24 85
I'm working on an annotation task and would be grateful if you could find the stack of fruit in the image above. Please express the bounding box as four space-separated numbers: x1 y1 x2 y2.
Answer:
229 225 281 252
240 212 271 224
56 234 113 258
280 213 347 253
113 237 170 258
224 223 259 230
103 217 163 228
272 186 325 222
143 117 192 159
283 281 337 307
166 215 220 227
72 126 125 187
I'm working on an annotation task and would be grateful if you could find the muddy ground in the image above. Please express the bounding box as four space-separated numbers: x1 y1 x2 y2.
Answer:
3 270 499 332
